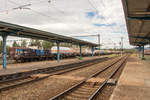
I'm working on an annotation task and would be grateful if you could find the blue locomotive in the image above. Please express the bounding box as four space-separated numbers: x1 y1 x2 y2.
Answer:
10 47 52 62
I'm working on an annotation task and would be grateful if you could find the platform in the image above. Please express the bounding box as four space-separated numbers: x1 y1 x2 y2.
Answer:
110 55 150 100
0 55 108 76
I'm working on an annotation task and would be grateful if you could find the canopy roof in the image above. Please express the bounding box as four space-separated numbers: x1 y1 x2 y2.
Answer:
0 21 98 47
122 0 150 46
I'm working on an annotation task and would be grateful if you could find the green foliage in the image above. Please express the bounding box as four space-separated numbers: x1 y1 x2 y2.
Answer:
35 40 41 48
78 57 83 60
0 41 2 53
21 40 27 47
0 41 10 55
42 41 54 49
60 43 72 47
141 57 146 60
12 41 20 47
30 39 41 48
6 46 10 55
29 39 35 46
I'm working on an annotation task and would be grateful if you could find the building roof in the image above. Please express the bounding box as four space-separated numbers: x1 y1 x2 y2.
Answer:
0 21 98 47
122 0 150 46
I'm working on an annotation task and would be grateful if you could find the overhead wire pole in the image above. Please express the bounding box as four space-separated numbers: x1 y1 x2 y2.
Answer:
98 34 100 55
73 34 101 55
121 37 123 56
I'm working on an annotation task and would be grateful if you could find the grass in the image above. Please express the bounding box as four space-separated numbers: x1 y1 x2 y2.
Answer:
76 56 83 60
11 96 17 100
141 57 146 60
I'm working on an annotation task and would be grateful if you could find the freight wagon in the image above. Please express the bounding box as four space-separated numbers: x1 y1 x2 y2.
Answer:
10 47 113 62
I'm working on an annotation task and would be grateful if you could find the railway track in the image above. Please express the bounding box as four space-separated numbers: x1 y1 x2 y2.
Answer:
49 55 128 100
0 57 113 92
0 57 109 82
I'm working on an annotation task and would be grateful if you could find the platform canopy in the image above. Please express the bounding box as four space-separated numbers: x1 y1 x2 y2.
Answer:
0 21 98 47
122 0 150 46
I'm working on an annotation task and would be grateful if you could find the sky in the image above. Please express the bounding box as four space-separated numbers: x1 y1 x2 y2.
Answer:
0 0 134 49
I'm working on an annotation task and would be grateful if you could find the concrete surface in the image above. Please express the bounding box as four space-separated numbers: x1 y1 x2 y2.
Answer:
0 55 107 76
110 54 150 100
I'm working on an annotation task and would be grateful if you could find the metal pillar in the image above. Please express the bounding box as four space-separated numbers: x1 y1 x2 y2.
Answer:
91 46 95 56
57 41 60 62
138 46 141 58
79 45 82 57
121 37 123 56
98 34 100 55
2 34 7 69
142 45 144 58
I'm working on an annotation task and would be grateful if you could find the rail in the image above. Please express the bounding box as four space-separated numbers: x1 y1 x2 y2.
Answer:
49 55 128 100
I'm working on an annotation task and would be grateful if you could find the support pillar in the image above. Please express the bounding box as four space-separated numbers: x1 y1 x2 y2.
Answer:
57 41 60 63
98 34 100 56
138 46 141 58
91 46 95 56
2 34 7 69
79 44 82 58
142 45 144 58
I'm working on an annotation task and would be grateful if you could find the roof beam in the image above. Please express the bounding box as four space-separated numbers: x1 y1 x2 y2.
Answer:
134 11 150 15
0 27 9 31
132 42 148 46
0 21 98 47
130 36 150 40
128 16 150 20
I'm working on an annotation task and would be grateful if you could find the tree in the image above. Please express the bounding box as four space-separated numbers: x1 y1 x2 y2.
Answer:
42 40 54 49
21 40 27 47
29 39 34 46
0 41 10 55
12 41 19 47
6 46 10 55
0 41 2 53
35 40 41 48
60 43 72 47
29 39 41 48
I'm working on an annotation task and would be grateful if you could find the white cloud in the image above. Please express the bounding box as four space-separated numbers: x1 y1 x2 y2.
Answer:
0 0 133 48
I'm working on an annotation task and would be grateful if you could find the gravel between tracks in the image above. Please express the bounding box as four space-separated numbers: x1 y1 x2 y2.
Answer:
0 56 120 100
61 57 120 77
0 77 79 100
95 57 127 100
0 56 108 76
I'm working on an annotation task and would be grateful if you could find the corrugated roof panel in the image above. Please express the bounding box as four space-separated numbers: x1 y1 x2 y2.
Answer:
0 21 98 47
122 0 150 46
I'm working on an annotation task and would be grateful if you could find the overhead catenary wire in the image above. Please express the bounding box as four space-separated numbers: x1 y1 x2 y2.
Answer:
86 0 115 44
2 0 61 21
29 8 57 20
87 0 127 48
0 0 122 45
87 0 118 33
87 0 126 47
0 0 75 36
0 0 45 13
98 0 126 33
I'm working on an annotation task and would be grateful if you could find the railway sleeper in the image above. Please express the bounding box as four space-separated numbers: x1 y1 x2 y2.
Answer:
61 95 89 100
60 85 99 100
70 90 94 95
0 74 49 92
65 93 90 99
0 57 108 84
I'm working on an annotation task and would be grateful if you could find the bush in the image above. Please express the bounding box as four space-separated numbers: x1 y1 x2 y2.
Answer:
141 57 146 60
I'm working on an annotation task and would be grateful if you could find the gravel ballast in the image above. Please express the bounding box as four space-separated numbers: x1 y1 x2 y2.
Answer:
0 56 120 100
